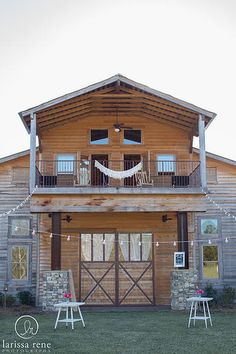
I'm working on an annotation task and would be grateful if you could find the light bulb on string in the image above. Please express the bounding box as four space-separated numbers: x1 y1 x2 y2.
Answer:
191 240 194 247
49 233 53 238
173 241 177 247
156 241 159 247
102 239 106 245
120 240 124 245
67 235 71 241
225 237 229 243
14 226 19 232
138 241 142 246
208 239 212 245
32 228 36 236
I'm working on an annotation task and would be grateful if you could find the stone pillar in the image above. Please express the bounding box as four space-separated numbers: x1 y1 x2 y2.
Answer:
171 270 198 310
41 270 69 311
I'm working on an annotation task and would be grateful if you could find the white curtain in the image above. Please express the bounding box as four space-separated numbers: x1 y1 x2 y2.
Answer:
119 234 129 261
95 160 142 179
81 234 91 261
93 234 103 261
142 233 152 261
130 233 141 261
105 234 115 261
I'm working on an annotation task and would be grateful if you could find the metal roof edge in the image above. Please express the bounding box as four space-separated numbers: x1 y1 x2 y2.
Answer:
0 147 39 164
193 148 236 167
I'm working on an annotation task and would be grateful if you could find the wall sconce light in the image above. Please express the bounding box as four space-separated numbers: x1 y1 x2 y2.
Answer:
62 215 72 223
162 214 173 223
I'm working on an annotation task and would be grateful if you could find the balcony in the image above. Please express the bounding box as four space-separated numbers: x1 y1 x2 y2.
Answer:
35 159 201 191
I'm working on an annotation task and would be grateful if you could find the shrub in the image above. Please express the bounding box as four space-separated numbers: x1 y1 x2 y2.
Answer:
204 283 218 306
218 285 236 307
0 292 16 307
17 291 34 306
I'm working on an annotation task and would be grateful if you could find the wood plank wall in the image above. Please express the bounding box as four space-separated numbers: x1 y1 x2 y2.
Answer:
38 211 195 305
39 115 192 162
193 154 236 288
0 156 38 297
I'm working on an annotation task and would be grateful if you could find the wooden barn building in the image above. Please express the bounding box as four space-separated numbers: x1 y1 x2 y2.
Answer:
0 75 235 309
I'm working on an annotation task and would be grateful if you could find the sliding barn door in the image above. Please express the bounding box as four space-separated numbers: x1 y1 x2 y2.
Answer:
80 232 154 305
80 233 116 305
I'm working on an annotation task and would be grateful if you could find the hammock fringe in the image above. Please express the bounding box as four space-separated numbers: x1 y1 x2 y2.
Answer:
94 160 142 179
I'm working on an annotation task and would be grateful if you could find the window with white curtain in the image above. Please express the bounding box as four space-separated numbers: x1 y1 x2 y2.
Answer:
81 233 115 261
157 154 176 175
119 233 152 261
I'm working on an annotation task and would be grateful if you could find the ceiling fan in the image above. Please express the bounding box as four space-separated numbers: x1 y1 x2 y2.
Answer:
113 122 133 133
113 109 133 132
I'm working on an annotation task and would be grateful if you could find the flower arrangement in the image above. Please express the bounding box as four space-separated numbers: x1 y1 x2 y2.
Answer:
64 293 72 302
196 289 204 297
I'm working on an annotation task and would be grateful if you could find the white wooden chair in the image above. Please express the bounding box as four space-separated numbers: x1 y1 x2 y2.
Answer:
135 171 153 187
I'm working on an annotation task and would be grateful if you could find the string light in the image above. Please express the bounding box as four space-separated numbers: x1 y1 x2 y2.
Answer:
156 241 159 247
67 235 71 241
120 240 123 245
191 240 194 247
225 237 229 243
102 239 106 245
173 241 177 247
32 228 36 236
138 241 142 246
0 186 37 218
208 239 212 245
49 233 53 238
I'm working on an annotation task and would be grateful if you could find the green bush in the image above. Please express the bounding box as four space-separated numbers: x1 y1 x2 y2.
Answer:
204 283 218 306
0 292 16 307
17 291 34 306
218 285 236 307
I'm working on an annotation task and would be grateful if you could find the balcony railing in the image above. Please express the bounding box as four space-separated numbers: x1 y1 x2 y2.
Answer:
35 160 201 188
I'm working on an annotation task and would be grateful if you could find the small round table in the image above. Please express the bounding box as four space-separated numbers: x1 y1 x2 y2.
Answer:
187 297 213 328
54 302 85 330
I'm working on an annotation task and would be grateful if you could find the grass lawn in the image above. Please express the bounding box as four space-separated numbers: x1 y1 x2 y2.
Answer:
0 309 236 354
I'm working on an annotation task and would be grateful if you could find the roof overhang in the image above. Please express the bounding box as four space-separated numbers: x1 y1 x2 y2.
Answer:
193 148 236 167
19 74 217 136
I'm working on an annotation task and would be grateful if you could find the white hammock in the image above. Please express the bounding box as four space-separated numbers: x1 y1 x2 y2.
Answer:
94 160 142 180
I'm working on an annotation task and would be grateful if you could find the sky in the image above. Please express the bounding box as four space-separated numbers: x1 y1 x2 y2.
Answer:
0 0 236 160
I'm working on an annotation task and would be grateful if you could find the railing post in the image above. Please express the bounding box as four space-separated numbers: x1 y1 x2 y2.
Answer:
198 114 207 189
30 113 37 193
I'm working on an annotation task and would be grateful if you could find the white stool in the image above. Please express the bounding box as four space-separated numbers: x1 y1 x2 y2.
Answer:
54 302 85 330
187 297 213 328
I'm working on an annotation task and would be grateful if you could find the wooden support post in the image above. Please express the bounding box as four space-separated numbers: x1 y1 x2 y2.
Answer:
198 114 207 189
30 113 37 193
177 212 189 269
51 213 61 270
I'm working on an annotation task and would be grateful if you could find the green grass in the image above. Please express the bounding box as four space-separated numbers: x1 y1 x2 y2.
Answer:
0 310 236 354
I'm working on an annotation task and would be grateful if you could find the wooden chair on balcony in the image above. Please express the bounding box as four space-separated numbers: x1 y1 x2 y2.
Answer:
74 169 90 186
135 171 154 187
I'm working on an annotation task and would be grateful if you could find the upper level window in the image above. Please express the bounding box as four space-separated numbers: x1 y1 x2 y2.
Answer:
90 130 108 144
123 130 141 144
57 154 75 174
9 217 31 237
157 154 176 175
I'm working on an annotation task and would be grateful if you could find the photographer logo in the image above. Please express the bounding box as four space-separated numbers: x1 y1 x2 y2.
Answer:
14 315 39 340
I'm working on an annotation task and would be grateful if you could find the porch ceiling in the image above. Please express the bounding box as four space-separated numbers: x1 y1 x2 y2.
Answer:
19 74 216 137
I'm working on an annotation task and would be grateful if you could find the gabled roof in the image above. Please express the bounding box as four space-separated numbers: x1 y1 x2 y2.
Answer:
0 148 38 165
193 148 236 167
19 74 217 135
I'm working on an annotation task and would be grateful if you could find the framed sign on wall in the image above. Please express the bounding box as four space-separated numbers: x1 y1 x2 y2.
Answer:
174 252 185 268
